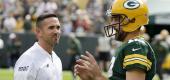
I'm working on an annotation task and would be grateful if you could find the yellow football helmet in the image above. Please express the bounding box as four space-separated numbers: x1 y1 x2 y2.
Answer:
104 0 149 37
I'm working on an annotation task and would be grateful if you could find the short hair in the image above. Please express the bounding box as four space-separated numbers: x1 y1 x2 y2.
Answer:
36 13 58 28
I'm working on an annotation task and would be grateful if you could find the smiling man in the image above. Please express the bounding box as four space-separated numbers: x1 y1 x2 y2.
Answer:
14 13 62 80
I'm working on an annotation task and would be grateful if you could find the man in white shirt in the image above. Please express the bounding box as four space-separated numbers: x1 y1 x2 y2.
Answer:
14 13 62 80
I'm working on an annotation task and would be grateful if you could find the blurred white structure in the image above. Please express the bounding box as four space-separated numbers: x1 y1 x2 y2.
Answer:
148 0 170 15
148 0 170 24
0 38 4 49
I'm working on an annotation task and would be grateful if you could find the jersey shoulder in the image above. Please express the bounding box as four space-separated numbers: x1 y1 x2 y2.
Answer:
123 38 152 71
126 38 147 47
124 38 149 55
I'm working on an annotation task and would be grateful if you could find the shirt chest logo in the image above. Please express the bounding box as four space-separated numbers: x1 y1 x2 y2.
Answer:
132 48 141 51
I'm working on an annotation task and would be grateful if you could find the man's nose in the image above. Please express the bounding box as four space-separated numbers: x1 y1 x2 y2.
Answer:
54 29 61 34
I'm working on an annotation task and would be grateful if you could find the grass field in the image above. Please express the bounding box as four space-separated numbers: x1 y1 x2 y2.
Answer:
0 69 160 80
0 69 76 80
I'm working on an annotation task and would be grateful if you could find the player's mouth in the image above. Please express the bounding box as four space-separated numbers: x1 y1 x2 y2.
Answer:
53 35 60 41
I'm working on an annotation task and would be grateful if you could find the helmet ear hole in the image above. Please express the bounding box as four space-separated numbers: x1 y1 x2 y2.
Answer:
130 18 136 23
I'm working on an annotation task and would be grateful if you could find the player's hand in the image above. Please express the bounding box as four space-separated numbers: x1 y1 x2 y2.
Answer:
74 51 106 80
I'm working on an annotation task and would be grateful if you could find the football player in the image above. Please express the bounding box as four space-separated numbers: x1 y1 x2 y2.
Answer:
74 0 156 80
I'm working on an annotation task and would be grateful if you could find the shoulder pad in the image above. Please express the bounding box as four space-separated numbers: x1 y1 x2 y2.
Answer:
128 39 145 44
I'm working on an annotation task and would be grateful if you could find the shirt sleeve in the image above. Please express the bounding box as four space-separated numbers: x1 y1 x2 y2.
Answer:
123 39 152 71
14 58 37 80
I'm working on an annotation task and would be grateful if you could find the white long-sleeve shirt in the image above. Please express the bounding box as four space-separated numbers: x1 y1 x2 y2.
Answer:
14 42 62 80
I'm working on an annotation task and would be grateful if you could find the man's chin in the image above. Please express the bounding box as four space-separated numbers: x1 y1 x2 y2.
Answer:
55 42 59 45
50 41 58 47
54 40 60 44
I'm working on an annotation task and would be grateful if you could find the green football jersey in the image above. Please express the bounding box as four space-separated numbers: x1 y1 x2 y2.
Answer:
108 38 156 80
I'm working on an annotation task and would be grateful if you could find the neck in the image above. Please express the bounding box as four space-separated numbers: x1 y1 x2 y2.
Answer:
38 40 53 54
124 29 142 42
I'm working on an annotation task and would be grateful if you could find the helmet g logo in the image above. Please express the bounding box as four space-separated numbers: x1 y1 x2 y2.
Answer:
124 0 140 10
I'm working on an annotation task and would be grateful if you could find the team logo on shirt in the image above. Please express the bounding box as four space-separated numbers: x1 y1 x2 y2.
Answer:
132 48 141 51
18 66 29 71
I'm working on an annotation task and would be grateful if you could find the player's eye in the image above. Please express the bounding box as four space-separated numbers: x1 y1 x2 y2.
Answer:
56 25 60 30
48 26 55 29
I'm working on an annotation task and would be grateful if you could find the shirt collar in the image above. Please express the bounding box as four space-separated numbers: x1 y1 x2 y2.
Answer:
33 42 53 59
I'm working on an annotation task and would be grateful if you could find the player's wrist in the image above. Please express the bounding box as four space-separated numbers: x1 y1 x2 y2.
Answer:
94 73 107 80
94 75 107 80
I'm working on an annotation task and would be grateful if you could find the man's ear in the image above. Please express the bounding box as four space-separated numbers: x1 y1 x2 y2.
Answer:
35 27 41 37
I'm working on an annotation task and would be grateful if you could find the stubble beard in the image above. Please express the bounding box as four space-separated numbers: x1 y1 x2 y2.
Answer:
115 31 128 42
